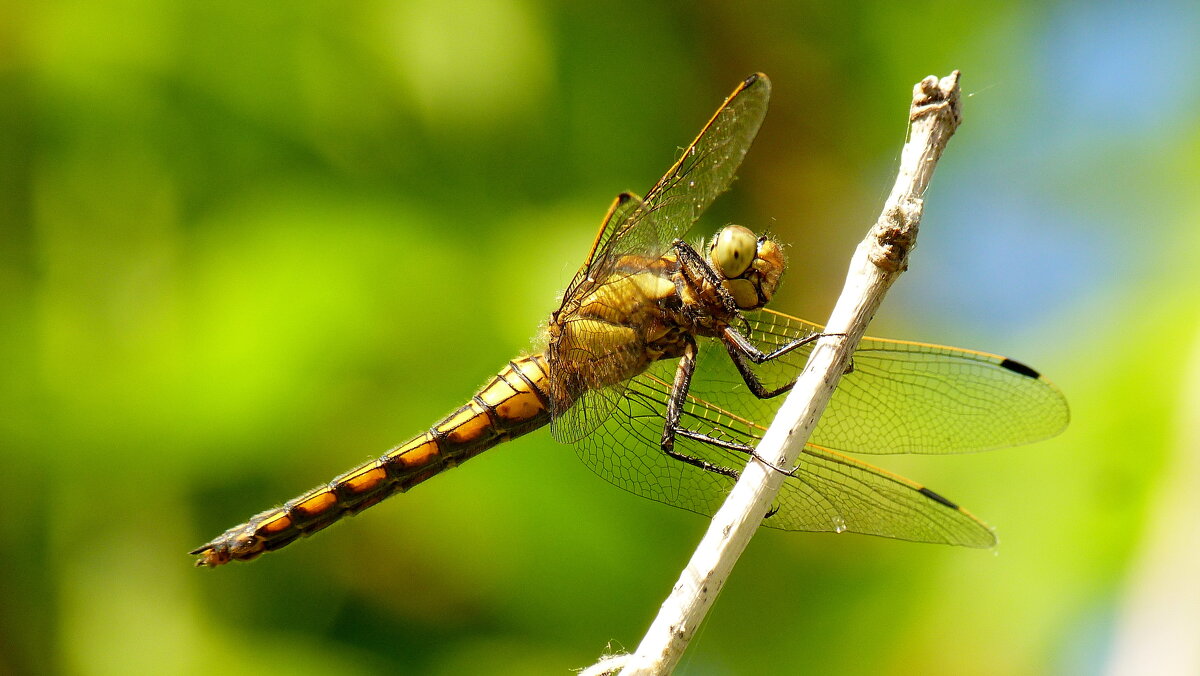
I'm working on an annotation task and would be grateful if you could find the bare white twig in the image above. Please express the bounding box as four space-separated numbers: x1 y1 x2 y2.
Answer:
588 71 964 676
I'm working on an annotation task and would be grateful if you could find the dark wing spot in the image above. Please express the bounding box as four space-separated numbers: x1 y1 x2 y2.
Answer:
743 73 759 86
1000 358 1040 379
918 486 959 510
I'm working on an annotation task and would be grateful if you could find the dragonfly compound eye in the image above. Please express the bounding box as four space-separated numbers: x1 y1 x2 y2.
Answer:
711 225 757 279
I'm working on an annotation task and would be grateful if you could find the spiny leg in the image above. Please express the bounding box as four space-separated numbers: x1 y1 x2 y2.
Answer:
659 335 792 479
659 335 742 479
671 239 747 328
720 325 851 399
722 324 826 365
660 241 838 481
672 236 841 377
723 338 795 399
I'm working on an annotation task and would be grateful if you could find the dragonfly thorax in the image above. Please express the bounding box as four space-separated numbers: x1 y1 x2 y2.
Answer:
708 224 785 310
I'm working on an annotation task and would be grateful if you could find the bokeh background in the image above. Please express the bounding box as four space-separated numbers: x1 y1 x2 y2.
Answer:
3 1 1199 674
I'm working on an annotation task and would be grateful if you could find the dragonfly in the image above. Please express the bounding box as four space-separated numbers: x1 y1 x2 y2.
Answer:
191 73 1069 567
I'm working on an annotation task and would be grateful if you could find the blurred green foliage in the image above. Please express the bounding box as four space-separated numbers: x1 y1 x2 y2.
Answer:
3 1 1199 674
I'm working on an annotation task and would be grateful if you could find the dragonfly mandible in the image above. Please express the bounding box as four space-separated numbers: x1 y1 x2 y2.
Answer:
191 73 1069 567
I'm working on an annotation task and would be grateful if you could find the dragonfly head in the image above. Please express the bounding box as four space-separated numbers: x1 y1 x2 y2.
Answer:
709 225 785 310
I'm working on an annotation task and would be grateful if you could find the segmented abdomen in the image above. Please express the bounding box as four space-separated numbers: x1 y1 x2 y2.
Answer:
191 354 552 567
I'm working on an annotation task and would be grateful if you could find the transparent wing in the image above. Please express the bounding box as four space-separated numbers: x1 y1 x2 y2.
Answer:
549 73 771 441
778 443 995 546
689 309 1070 455
547 194 647 443
560 73 771 306
573 361 995 546
548 320 644 444
572 361 733 518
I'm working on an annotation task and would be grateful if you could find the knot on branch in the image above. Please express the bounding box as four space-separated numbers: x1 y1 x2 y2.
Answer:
910 70 962 130
868 197 922 271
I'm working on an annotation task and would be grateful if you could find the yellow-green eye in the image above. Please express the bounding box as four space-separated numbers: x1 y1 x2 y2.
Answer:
712 225 756 279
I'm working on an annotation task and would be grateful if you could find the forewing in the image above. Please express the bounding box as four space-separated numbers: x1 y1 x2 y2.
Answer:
690 309 1069 455
820 333 1069 454
548 74 770 441
573 363 995 546
567 191 644 301
561 73 771 305
546 194 646 443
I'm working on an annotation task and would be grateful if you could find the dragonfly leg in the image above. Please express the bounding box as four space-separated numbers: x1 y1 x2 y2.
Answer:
660 335 743 479
660 334 699 453
675 427 800 477
671 239 744 322
720 326 849 399
723 324 832 364
664 446 741 480
723 339 793 399
660 336 795 478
